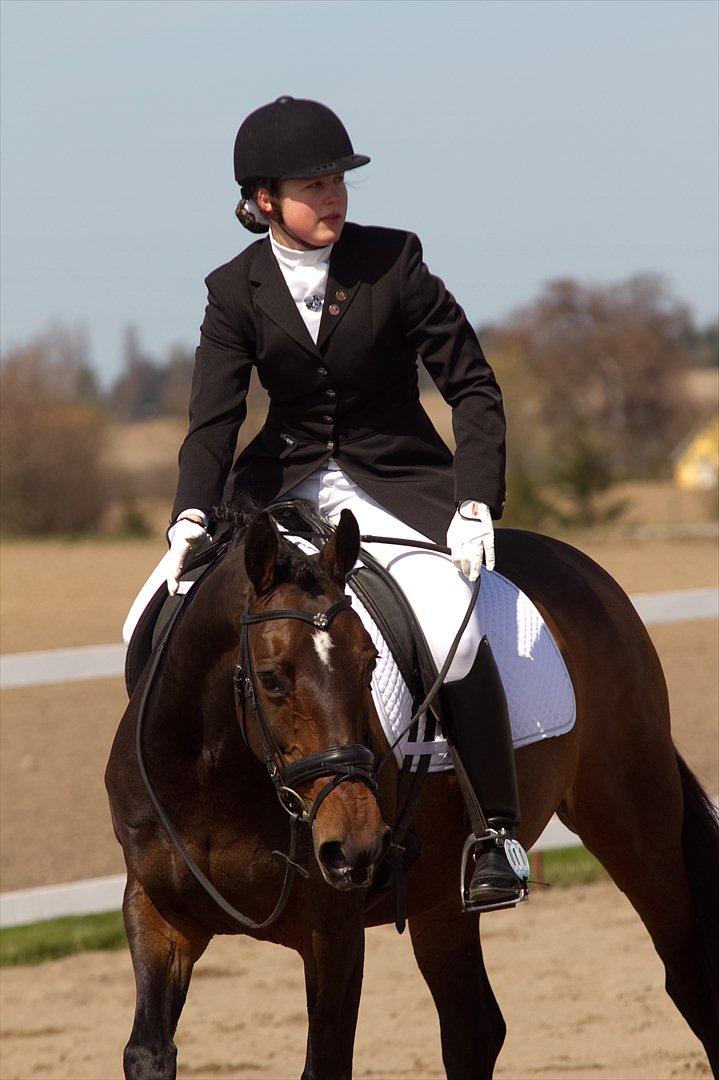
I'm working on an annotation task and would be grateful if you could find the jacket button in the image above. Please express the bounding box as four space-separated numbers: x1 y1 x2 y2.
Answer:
326 440 335 450
322 414 333 423
325 388 336 397
317 366 328 375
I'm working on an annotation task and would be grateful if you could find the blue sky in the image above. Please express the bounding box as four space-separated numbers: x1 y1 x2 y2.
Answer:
1 0 717 384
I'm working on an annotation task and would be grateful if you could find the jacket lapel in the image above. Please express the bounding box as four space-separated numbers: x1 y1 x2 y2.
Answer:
316 233 362 350
249 230 363 355
250 239 319 355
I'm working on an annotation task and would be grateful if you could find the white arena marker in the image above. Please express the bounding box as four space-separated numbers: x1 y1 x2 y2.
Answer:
0 643 127 689
0 874 126 928
630 587 718 625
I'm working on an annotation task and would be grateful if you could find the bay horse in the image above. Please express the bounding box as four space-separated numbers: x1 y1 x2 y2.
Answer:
105 505 719 1079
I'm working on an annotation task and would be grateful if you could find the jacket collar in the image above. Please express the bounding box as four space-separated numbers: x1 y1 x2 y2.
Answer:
249 226 362 354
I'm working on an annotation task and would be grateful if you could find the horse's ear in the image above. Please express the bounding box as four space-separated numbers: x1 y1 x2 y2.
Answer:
244 512 278 595
318 509 360 586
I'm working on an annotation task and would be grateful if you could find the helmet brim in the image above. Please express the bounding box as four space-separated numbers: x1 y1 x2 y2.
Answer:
279 154 370 179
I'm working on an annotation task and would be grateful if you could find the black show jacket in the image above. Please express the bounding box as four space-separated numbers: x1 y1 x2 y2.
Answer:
171 223 506 546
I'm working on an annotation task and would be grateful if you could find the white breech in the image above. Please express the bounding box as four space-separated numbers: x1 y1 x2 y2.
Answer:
283 458 482 683
123 458 483 682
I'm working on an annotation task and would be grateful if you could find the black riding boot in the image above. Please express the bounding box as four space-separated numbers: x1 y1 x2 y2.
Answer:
439 636 529 911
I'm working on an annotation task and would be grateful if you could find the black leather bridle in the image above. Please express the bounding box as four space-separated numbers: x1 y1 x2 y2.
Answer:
232 593 378 828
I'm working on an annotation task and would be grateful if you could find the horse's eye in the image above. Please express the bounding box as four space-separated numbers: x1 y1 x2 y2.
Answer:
258 671 283 694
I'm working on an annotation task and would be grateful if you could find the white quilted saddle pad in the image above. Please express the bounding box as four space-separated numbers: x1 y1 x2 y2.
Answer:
282 531 576 772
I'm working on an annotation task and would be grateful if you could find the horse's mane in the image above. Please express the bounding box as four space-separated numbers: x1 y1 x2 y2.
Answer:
215 494 266 535
215 496 325 593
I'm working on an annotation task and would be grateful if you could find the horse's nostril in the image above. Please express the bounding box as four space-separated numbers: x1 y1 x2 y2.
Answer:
319 840 349 873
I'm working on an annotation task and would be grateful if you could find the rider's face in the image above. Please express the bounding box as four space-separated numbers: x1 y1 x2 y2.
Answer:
258 173 347 249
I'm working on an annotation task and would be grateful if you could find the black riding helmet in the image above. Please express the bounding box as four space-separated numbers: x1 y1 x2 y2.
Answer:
234 95 370 187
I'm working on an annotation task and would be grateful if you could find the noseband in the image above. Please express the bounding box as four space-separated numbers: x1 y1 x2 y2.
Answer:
233 594 378 828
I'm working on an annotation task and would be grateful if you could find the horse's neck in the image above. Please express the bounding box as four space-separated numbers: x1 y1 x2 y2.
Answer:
153 551 249 758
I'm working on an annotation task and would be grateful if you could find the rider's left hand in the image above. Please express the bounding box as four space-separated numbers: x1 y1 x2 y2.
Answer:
447 501 495 580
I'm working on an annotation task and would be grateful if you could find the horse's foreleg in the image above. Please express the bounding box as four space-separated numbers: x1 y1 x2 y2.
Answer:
122 877 210 1080
409 900 505 1080
301 907 365 1080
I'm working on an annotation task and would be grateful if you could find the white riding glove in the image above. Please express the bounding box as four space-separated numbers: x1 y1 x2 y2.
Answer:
446 500 495 581
166 512 211 596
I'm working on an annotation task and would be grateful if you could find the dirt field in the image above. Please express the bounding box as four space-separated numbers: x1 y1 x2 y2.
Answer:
0 881 711 1080
1 529 717 1079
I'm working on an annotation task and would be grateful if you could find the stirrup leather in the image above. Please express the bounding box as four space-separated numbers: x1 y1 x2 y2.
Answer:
460 827 530 913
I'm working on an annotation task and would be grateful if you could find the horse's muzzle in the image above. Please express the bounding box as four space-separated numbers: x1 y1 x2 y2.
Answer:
317 829 391 890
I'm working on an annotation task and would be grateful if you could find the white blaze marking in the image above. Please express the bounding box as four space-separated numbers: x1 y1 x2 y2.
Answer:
313 631 334 667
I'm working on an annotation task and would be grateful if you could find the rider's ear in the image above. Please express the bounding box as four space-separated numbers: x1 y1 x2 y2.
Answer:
319 509 360 586
245 512 278 595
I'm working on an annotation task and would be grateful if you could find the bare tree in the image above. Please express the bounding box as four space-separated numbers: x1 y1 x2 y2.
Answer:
109 325 165 420
1 325 110 534
158 344 194 417
494 274 698 479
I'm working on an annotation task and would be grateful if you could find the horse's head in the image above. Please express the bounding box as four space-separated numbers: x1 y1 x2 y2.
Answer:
239 508 390 890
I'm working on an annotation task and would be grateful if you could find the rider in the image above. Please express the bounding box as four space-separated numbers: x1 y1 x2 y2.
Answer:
147 96 527 910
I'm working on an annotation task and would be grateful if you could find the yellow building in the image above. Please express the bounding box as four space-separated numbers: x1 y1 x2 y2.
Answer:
673 416 719 490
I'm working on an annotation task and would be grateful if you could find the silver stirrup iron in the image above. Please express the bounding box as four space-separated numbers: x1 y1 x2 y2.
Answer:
459 829 531 913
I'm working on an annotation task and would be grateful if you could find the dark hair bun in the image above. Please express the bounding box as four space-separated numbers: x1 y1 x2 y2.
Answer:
235 198 269 234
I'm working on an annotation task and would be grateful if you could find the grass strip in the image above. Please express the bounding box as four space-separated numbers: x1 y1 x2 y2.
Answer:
1 910 127 967
535 845 609 888
1 847 608 967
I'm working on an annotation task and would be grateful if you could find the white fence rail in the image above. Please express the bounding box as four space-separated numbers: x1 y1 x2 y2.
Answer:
1 875 127 929
0 643 127 690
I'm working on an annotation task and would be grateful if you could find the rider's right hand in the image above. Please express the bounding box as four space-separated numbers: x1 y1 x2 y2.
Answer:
166 516 211 595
